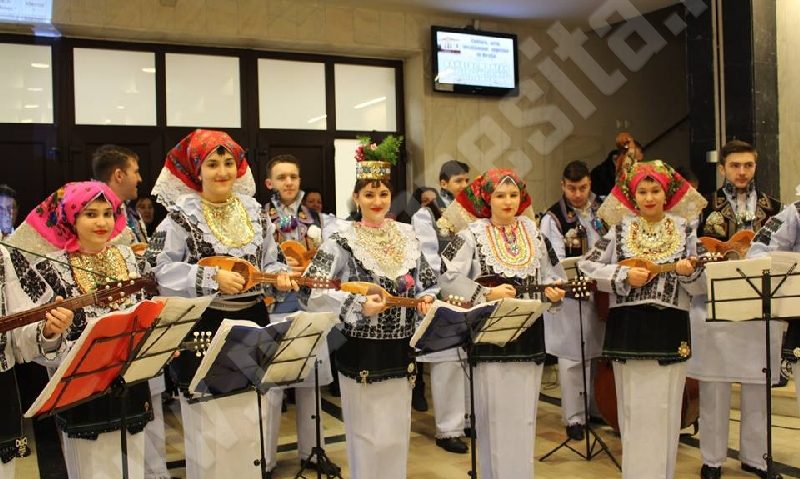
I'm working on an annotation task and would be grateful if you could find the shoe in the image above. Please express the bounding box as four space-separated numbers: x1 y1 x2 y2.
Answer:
741 463 783 479
411 390 428 412
566 424 585 441
435 437 468 454
463 427 472 437
303 456 341 476
700 464 722 479
328 382 341 397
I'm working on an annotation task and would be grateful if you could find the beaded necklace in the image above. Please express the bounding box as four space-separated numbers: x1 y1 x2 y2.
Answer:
485 220 533 269
201 196 255 248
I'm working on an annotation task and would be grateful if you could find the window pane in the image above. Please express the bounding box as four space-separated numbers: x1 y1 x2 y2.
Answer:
259 59 326 130
334 64 396 132
73 48 156 126
166 53 241 128
0 43 53 124
334 138 359 218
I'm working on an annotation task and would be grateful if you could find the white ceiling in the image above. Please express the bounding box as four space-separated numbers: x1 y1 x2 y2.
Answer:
328 0 682 22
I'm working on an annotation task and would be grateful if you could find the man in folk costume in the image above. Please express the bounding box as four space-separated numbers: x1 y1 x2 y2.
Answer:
0 246 73 479
539 160 607 441
438 168 567 479
689 140 784 479
747 191 800 419
92 145 148 245
148 129 295 479
92 144 170 479
579 160 707 479
261 154 335 475
410 160 471 453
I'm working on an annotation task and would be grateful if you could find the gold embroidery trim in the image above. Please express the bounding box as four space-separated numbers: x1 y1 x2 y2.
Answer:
69 247 130 294
353 221 408 277
678 341 691 358
625 216 683 262
201 196 255 248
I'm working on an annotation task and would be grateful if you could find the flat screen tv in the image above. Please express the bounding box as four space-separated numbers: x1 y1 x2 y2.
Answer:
431 25 519 97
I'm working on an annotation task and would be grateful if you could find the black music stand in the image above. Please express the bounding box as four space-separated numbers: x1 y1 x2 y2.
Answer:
26 297 206 479
188 311 339 479
540 258 619 469
705 254 800 479
412 298 548 479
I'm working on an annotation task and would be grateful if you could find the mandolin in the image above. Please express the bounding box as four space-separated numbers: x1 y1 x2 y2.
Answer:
474 275 596 300
339 282 429 309
0 277 158 335
699 230 754 259
197 256 339 291
280 240 316 269
618 252 725 283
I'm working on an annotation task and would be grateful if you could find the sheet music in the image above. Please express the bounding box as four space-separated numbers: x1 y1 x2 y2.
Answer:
261 311 337 386
410 299 496 352
560 257 581 281
25 300 164 418
705 257 770 322
188 319 261 395
122 296 212 385
474 298 549 347
706 253 800 321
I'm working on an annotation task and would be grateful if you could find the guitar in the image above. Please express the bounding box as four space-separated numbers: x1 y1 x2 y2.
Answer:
475 275 596 300
197 256 340 291
699 230 754 259
0 277 158 335
618 252 725 284
338 282 430 309
280 240 316 269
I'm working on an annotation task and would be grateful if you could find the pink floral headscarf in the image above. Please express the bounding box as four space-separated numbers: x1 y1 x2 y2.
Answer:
24 181 126 252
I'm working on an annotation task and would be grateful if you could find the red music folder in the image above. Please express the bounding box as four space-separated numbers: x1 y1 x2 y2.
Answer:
25 300 165 418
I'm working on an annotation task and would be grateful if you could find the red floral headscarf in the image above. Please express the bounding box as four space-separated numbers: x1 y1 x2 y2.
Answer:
164 129 248 192
455 168 532 219
24 181 127 252
611 160 691 213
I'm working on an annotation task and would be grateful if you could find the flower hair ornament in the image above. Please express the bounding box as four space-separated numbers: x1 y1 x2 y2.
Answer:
354 135 403 181
597 159 707 225
151 129 256 207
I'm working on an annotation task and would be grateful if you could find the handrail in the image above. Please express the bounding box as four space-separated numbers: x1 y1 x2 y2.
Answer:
643 114 689 151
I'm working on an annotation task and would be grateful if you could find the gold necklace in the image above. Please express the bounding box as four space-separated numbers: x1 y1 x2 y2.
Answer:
625 216 682 262
69 247 130 294
201 196 255 248
354 221 407 277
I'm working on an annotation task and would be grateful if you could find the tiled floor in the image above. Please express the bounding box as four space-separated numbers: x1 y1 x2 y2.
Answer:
16 366 800 478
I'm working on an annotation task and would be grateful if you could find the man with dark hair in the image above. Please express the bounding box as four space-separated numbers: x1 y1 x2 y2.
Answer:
690 139 783 479
437 160 470 207
540 160 607 441
410 160 471 453
91 144 146 243
263 154 337 476
0 184 18 239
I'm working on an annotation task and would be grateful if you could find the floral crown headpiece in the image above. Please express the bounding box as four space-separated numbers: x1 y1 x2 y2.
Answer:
355 135 403 181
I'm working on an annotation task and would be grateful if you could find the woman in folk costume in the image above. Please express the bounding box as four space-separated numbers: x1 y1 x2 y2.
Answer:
298 146 438 479
0 245 73 479
5 181 153 479
578 160 707 479
437 168 566 479
147 129 295 479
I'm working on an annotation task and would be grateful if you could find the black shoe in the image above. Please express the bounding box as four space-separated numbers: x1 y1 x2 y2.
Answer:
741 463 782 479
435 437 468 454
328 382 341 397
566 424 585 441
700 464 722 479
463 427 472 437
303 456 342 476
411 391 428 412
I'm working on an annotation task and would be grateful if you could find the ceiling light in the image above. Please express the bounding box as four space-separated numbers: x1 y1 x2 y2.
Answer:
141 67 156 74
307 114 327 124
23 104 39 109
27 87 43 92
30 63 49 69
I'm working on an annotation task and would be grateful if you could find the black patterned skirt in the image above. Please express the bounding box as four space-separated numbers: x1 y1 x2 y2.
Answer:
335 335 415 384
0 369 26 463
603 305 691 365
